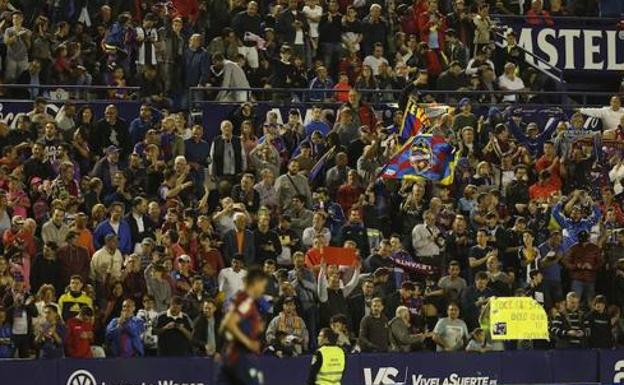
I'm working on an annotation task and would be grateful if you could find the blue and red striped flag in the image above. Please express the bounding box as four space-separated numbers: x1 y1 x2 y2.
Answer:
399 97 431 142
308 147 335 182
378 134 457 185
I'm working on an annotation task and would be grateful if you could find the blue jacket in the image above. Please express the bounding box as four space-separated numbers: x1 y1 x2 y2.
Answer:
552 203 601 251
309 77 334 101
93 219 133 255
222 229 255 266
184 47 209 87
507 116 559 157
0 323 12 358
129 117 153 146
105 316 145 357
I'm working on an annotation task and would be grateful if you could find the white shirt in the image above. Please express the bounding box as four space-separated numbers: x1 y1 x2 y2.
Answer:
218 267 247 300
110 221 120 234
90 247 124 283
303 5 323 38
580 106 624 131
133 213 145 234
301 227 331 248
363 55 389 76
609 162 624 195
411 223 442 257
497 74 525 102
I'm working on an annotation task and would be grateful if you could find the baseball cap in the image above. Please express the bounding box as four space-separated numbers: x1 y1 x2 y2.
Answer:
178 254 191 263
141 237 155 246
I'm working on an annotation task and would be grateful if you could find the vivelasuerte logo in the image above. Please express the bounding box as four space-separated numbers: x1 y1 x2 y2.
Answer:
363 368 497 385
65 370 205 385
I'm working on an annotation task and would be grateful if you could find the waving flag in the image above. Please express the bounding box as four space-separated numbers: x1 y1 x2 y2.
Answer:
378 134 457 185
399 97 431 141
308 146 336 182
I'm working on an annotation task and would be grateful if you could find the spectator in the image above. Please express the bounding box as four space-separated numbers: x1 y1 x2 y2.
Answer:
389 305 427 352
432 302 469 352
4 11 31 83
266 296 310 354
0 306 11 358
584 295 613 348
437 61 467 91
461 271 494 329
153 296 193 356
318 261 361 328
438 261 468 303
191 299 221 356
222 212 255 266
580 96 624 132
90 234 124 301
218 256 247 301
276 159 313 211
105 298 145 357
498 62 526 103
41 208 70 248
64 306 94 358
358 297 388 352
550 292 586 348
411 209 444 269
35 304 65 358
57 231 91 285
210 120 247 179
30 241 62 295
562 230 603 307
145 264 172 313
444 29 468 68
526 0 554 27
362 5 387 57
213 53 252 103
465 328 495 352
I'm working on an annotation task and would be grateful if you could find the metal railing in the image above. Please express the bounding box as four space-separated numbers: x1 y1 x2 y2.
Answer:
0 84 141 102
491 13 622 26
189 87 620 108
0 84 618 108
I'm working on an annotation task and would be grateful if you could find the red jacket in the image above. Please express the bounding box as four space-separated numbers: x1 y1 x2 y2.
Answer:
65 317 93 358
563 242 603 283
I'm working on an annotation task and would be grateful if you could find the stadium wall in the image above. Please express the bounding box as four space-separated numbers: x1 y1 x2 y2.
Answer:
2 349 624 385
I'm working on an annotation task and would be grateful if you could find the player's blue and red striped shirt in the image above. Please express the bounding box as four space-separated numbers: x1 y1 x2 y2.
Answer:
223 291 263 363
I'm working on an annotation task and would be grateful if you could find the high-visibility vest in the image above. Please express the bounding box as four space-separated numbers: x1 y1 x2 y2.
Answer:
315 345 346 385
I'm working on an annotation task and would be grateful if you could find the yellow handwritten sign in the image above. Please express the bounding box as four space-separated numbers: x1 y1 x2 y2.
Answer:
489 297 549 340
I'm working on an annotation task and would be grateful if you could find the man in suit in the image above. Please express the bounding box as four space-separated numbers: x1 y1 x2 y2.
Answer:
222 212 255 266
126 197 155 254
348 278 375 335
209 120 246 182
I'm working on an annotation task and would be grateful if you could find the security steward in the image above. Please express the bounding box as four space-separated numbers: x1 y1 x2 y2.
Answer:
307 328 346 385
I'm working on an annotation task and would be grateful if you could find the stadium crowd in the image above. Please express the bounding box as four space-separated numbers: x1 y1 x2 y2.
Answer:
0 0 622 360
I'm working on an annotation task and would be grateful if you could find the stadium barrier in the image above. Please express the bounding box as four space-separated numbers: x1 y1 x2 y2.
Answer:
0 96 606 146
0 349 623 385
